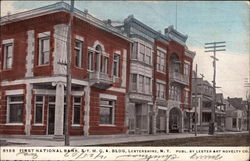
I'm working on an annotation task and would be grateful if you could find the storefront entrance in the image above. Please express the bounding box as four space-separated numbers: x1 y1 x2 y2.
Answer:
48 105 55 135
169 107 181 133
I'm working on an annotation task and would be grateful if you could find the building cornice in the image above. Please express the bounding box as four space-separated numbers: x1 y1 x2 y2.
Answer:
185 48 196 59
0 2 132 43
165 25 188 46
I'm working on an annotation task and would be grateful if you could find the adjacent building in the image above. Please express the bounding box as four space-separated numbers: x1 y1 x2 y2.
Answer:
121 16 195 134
225 97 248 131
191 77 226 132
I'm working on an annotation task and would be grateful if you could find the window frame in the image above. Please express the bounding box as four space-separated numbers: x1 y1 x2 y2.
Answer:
156 82 166 99
145 77 151 94
99 98 116 125
3 42 14 69
157 49 166 73
102 56 109 74
6 95 24 124
88 50 94 71
72 96 81 126
74 39 83 68
113 53 120 77
38 36 50 66
130 74 137 92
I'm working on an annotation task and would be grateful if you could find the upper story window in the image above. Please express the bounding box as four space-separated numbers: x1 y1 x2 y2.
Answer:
95 45 102 71
113 54 120 77
101 56 109 74
156 82 165 99
2 39 14 69
184 89 189 104
136 42 152 65
75 39 83 68
145 77 151 94
139 43 145 62
88 51 94 71
131 74 151 94
132 43 138 59
130 74 137 91
138 75 144 93
145 47 151 64
7 95 24 123
157 49 166 73
169 85 182 101
184 62 190 76
38 36 50 65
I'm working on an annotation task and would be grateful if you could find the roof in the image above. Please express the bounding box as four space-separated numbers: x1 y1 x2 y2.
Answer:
0 2 132 43
227 97 245 111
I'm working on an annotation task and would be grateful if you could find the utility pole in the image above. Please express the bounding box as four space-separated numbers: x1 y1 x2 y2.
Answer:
194 64 198 136
65 0 74 146
200 73 204 133
205 41 226 135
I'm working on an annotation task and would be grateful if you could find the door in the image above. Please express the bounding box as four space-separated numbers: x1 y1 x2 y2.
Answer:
48 105 55 135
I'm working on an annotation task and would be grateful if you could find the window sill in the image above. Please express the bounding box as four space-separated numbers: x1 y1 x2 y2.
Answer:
72 124 81 127
33 124 44 126
99 124 116 127
5 123 23 126
87 69 94 72
75 66 84 70
156 70 166 74
35 64 50 67
2 68 13 71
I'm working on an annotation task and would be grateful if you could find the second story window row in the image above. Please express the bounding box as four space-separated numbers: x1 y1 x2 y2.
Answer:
87 45 121 77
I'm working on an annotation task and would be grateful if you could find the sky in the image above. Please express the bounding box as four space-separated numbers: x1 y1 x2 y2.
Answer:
1 0 249 99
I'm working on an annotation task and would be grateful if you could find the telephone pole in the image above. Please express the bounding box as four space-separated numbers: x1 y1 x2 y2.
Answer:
65 0 74 146
204 41 226 135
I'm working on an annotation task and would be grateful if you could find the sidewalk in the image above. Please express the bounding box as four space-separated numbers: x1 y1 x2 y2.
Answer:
0 131 248 146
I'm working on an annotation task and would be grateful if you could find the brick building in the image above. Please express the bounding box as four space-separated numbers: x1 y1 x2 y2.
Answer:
120 16 195 134
0 2 131 136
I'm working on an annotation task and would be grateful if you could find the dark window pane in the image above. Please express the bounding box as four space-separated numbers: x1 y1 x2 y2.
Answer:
35 104 43 123
9 104 23 123
49 96 55 102
73 105 80 124
99 107 112 124
74 97 81 103
10 96 23 102
36 96 43 102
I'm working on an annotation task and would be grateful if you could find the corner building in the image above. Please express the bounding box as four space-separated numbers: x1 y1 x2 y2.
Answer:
122 16 195 134
0 2 131 136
